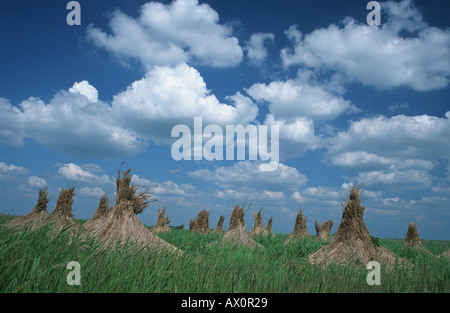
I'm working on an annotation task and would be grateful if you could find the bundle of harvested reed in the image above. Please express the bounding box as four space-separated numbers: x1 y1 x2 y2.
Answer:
314 219 333 240
249 209 264 237
1 187 50 231
211 215 225 234
151 207 171 233
220 205 263 249
82 194 111 233
195 209 210 234
404 222 434 256
47 186 80 236
308 185 397 268
404 222 425 249
263 217 274 237
86 168 181 255
285 208 309 244
189 218 196 232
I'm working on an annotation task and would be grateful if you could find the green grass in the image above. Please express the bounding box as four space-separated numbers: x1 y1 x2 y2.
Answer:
0 214 448 293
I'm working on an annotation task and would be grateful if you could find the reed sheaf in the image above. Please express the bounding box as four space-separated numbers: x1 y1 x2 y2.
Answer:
211 215 225 234
218 205 263 249
151 207 171 233
1 185 81 236
83 168 181 255
189 209 210 234
315 220 333 240
285 208 309 244
1 187 50 231
308 186 399 268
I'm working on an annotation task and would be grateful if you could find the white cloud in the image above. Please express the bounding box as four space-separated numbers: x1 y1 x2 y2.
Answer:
131 174 152 186
0 91 143 158
58 163 110 185
303 186 341 200
262 190 285 200
383 197 401 205
0 161 27 174
247 73 354 121
245 32 274 65
188 160 307 192
79 163 105 173
132 174 196 197
280 0 450 91
330 151 435 171
28 176 47 188
354 168 433 190
68 80 98 103
0 98 25 147
112 63 258 142
214 189 284 202
152 181 188 196
264 114 322 159
328 112 450 162
0 162 28 185
290 191 304 203
86 0 243 69
246 70 354 160
0 63 258 158
326 111 448 202
79 187 105 198
361 189 383 199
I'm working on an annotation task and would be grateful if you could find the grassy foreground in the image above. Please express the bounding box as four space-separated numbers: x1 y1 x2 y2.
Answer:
0 214 448 293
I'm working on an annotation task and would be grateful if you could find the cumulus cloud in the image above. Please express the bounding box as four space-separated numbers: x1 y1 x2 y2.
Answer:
87 0 243 69
112 63 258 142
0 161 27 174
290 191 304 203
327 112 449 192
79 187 105 198
58 163 110 185
215 189 285 202
188 160 307 193
131 174 197 197
0 87 143 158
354 168 433 190
0 98 25 147
328 112 450 162
245 32 275 65
68 80 98 103
246 68 357 159
246 72 354 121
28 176 47 188
303 186 341 200
264 114 322 159
0 63 258 158
0 161 28 185
131 174 152 186
330 151 435 171
280 0 450 91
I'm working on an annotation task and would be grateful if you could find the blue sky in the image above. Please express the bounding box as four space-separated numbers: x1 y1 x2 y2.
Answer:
0 0 449 239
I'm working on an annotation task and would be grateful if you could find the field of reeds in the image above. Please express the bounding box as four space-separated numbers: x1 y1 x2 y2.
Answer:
0 213 448 293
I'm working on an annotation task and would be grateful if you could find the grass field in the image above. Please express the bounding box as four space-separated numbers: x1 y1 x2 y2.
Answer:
0 213 448 293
